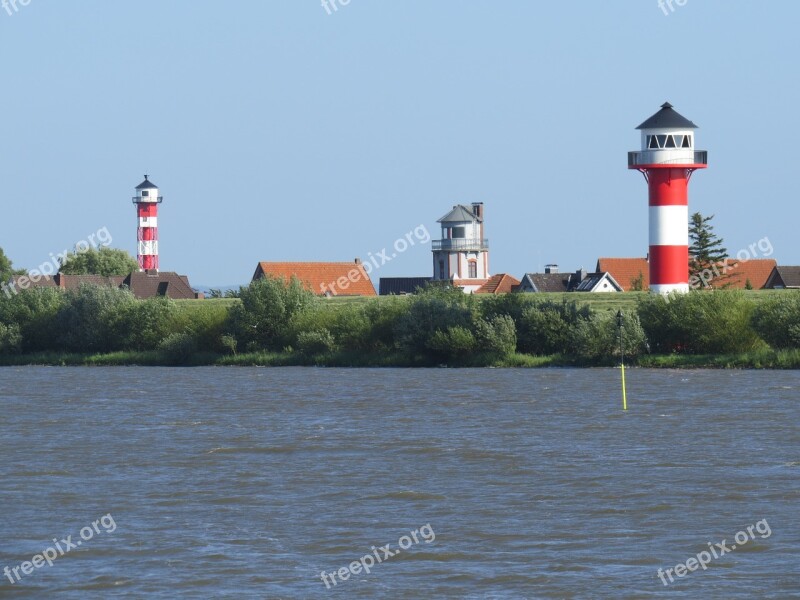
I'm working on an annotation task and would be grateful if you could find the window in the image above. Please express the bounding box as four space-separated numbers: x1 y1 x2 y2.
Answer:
682 135 692 148
648 135 659 149
656 135 667 148
439 260 446 278
468 262 477 279
674 135 684 148
665 135 676 148
142 190 149 197
452 227 466 239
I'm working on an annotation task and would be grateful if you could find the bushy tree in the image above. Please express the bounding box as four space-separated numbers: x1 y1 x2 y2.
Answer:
638 291 761 354
572 310 648 361
752 294 800 349
110 297 178 351
55 284 137 352
475 315 517 358
159 332 197 365
0 322 21 354
0 247 25 283
0 287 65 352
394 285 475 358
517 300 592 355
296 329 337 357
228 276 315 351
426 326 476 361
59 247 139 276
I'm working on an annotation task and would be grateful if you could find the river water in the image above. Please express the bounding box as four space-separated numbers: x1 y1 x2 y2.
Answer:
0 367 797 598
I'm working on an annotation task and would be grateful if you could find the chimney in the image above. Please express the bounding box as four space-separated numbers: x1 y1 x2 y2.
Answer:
576 267 587 282
355 258 362 265
545 264 559 274
472 202 483 219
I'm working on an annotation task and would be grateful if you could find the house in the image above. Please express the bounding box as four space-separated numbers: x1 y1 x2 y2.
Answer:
701 259 776 290
120 271 200 299
516 265 621 293
764 266 800 289
252 260 376 297
596 258 650 291
379 277 432 295
573 272 622 292
4 271 201 300
476 274 520 295
431 203 490 293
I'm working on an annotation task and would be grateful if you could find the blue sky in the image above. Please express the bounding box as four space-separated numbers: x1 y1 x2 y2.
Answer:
1 1 797 286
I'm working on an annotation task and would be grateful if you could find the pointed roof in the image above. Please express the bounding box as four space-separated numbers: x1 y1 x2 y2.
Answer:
596 258 650 291
636 102 699 130
136 175 159 190
438 204 482 223
475 273 520 295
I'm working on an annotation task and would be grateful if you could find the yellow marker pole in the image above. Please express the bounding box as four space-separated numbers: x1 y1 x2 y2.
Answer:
617 310 628 411
621 361 627 411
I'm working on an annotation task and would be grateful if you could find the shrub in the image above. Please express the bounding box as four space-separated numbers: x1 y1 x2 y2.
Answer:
571 310 648 361
517 300 591 355
638 290 761 354
296 329 337 357
0 322 21 354
55 285 137 353
0 287 65 352
228 276 315 351
752 294 800 349
395 286 475 357
110 297 178 351
159 332 197 364
475 315 517 357
220 334 238 355
426 326 476 361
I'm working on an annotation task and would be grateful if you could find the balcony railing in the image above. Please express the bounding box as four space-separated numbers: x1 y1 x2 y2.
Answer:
132 196 163 204
628 150 708 167
432 238 489 251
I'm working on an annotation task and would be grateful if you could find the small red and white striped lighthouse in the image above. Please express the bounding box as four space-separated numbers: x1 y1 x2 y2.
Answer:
132 175 162 271
629 103 707 294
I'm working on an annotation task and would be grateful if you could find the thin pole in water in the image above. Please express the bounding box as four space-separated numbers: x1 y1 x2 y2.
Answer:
617 310 627 411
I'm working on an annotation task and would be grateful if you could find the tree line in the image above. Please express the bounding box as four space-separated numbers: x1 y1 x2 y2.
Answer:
1 278 799 365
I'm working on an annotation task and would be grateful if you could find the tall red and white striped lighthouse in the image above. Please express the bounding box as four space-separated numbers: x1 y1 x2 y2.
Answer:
132 175 162 271
629 103 707 294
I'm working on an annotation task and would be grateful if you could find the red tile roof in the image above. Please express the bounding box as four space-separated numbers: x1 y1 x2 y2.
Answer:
476 273 521 295
253 262 376 297
697 259 776 290
596 258 650 291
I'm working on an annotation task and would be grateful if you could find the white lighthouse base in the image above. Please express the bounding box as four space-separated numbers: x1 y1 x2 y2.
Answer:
650 283 690 295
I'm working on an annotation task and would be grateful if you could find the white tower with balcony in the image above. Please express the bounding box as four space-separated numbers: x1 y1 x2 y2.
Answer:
628 102 708 294
432 202 490 293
